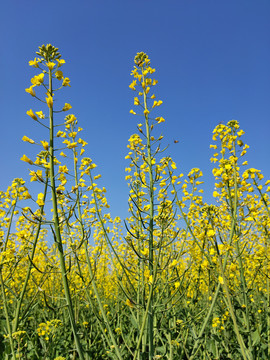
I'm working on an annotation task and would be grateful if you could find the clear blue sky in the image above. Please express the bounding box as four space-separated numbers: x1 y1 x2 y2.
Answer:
1 0 269 219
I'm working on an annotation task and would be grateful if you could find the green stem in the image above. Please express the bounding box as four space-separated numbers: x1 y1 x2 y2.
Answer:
142 72 155 360
48 68 84 360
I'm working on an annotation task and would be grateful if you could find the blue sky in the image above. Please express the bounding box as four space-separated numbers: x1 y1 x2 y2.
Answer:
1 0 269 219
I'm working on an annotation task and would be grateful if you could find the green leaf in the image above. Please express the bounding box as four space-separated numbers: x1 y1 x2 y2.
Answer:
251 329 260 346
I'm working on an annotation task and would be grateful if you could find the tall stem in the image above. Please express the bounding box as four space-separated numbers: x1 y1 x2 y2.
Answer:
143 76 154 360
48 69 84 360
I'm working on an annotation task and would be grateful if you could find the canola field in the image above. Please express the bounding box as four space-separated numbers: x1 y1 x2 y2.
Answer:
0 45 269 360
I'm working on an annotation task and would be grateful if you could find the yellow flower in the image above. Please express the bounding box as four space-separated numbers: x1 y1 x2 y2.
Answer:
55 70 64 80
46 62 55 70
22 136 35 144
144 109 149 116
129 80 137 90
115 327 121 335
155 117 165 124
212 317 220 328
126 299 134 308
134 97 140 105
36 111 45 119
67 142 77 149
26 109 37 121
56 59 66 67
207 229 215 237
31 73 44 86
40 141 49 150
29 58 39 67
62 103 72 111
25 85 36 96
46 96 53 108
59 165 69 174
139 247 147 256
130 109 136 115
170 259 178 267
30 170 43 182
152 100 163 108
62 77 71 87
65 114 76 124
56 185 65 193
218 276 224 285
36 193 44 206
21 154 33 165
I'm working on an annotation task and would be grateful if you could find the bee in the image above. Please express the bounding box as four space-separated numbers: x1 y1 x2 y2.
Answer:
174 140 179 144
137 59 143 66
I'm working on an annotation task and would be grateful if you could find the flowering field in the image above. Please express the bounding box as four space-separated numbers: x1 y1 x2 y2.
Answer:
0 45 269 360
